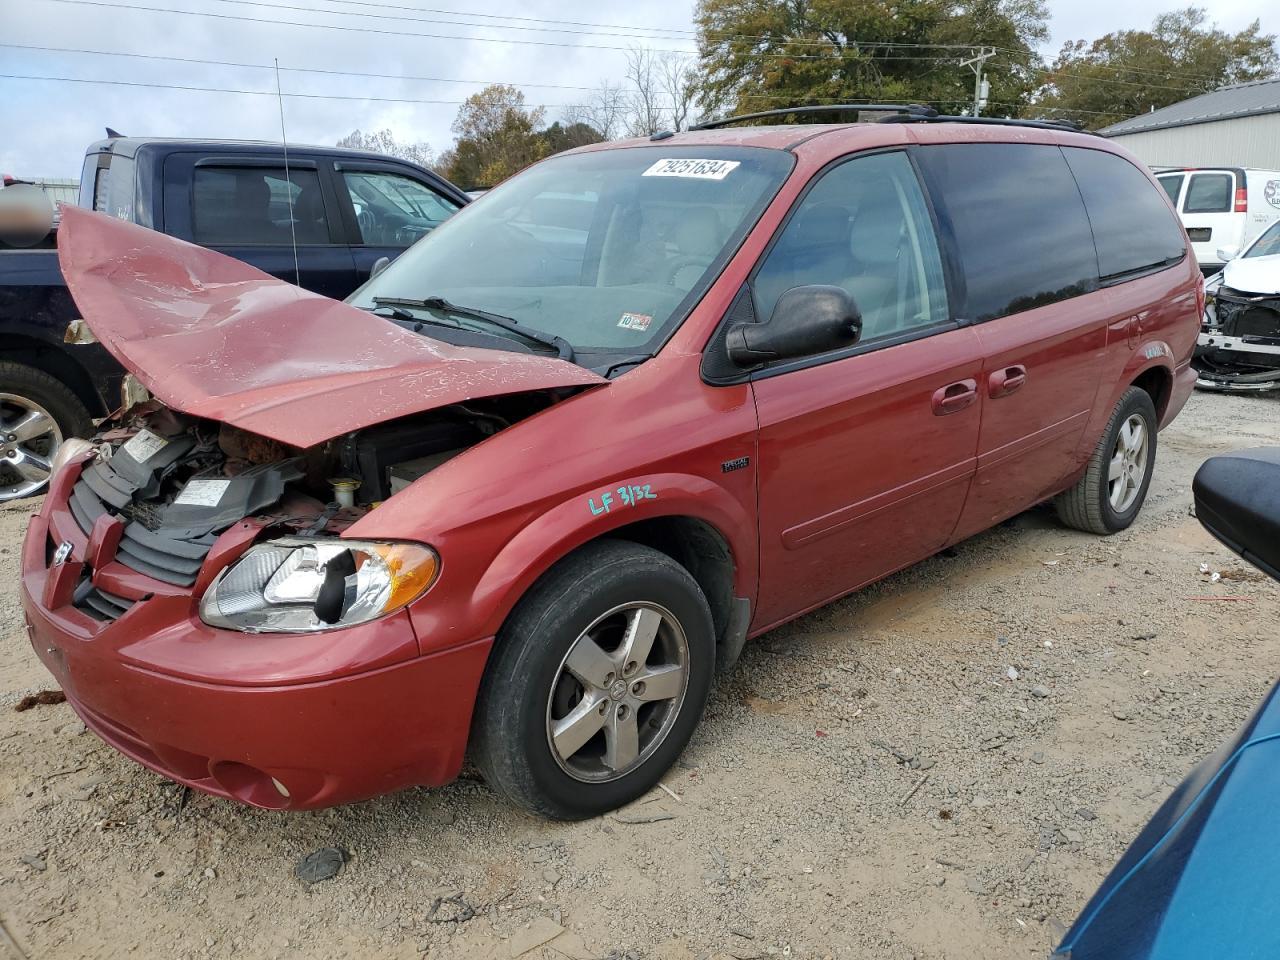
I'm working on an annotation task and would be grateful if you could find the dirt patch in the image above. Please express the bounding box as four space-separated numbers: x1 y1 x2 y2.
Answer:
1 391 1279 959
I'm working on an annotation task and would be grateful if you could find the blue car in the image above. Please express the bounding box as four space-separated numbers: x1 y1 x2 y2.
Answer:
1056 448 1280 959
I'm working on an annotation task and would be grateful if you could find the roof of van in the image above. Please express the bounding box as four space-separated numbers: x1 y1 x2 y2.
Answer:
1099 77 1280 137
580 119 1103 155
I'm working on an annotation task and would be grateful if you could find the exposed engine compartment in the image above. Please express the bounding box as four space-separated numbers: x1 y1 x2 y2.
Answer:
1195 286 1280 391
67 392 554 592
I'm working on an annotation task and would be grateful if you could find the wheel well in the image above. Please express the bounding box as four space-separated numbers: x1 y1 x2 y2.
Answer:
603 516 736 652
1 338 106 417
1131 366 1171 420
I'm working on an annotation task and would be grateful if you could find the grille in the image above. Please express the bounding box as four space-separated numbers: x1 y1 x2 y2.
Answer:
74 583 137 622
68 462 216 587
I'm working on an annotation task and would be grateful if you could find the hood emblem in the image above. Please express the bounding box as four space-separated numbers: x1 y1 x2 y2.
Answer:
52 541 73 565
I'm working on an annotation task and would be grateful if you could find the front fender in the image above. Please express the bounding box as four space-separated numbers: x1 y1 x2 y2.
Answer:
466 471 757 642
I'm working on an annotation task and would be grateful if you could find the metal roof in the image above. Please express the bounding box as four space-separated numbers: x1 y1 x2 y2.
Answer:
1100 77 1280 136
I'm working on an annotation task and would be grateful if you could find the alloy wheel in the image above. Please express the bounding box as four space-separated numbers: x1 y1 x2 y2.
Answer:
1108 413 1149 513
0 394 62 501
545 602 690 783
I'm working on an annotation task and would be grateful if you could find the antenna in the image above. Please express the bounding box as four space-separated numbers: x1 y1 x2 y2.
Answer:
274 58 301 288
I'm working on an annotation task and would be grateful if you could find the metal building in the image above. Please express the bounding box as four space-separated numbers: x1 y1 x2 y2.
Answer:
1099 78 1280 169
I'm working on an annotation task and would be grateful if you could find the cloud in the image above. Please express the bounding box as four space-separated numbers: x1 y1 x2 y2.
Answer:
1 0 1276 177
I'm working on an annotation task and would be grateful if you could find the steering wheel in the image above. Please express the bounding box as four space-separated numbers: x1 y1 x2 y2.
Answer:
661 255 713 286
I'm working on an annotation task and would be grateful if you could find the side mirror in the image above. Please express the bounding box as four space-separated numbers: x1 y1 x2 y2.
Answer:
370 255 392 278
1193 448 1280 582
1216 245 1241 263
726 285 862 367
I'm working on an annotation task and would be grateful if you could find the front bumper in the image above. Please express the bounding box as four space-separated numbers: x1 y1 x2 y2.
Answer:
20 470 493 810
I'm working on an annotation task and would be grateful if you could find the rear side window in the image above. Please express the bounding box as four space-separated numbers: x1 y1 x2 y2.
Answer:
1183 173 1233 213
1157 174 1183 206
1063 148 1186 281
916 143 1097 323
192 167 330 245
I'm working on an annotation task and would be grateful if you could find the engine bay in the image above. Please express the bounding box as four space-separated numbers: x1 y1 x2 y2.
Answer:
65 393 552 590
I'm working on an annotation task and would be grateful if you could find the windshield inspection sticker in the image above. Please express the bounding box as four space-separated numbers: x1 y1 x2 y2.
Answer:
121 429 168 463
618 312 653 332
174 478 232 508
642 158 740 180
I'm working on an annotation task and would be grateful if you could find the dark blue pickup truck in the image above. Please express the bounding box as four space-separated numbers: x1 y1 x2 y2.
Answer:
0 136 468 501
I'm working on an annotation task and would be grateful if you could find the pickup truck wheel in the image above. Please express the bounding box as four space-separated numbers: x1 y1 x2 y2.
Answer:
0 362 93 502
1055 386 1157 535
471 540 715 820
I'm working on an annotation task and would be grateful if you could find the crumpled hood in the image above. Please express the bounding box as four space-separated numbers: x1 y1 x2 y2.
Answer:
57 206 605 448
1222 253 1280 296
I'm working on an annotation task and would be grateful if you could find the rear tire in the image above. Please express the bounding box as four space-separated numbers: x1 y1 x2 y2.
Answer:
0 362 93 503
1055 386 1157 535
471 540 715 820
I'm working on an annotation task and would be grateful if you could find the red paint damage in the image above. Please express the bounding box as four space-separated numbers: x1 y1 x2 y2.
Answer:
56 206 605 447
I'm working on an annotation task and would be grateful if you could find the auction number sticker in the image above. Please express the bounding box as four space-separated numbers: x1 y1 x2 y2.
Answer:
642 158 740 180
174 478 232 508
121 429 167 463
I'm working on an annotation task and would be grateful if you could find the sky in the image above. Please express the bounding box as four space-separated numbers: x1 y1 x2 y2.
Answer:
1 0 1276 178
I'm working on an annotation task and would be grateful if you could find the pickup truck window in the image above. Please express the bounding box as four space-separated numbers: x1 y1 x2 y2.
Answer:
192 167 330 245
342 171 460 246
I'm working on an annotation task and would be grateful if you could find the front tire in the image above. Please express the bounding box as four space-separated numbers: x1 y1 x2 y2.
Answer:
471 540 715 820
0 362 93 503
1055 386 1157 535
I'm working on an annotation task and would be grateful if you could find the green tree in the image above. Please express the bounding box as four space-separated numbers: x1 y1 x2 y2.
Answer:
693 0 1047 119
1035 8 1279 128
540 121 604 154
441 85 550 188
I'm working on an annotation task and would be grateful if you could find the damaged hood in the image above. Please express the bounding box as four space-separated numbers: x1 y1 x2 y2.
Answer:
57 206 605 447
1222 253 1280 296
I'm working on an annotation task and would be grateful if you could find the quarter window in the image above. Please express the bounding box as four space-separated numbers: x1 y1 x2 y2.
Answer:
192 167 330 245
916 143 1097 322
1183 173 1233 214
1157 174 1184 206
1063 148 1186 280
341 170 460 246
753 151 949 344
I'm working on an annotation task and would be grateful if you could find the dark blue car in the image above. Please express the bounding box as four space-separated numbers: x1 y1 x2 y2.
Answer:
1057 448 1280 959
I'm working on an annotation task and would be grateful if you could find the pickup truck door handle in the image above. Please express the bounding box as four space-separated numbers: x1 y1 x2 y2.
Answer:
988 364 1027 399
931 379 978 416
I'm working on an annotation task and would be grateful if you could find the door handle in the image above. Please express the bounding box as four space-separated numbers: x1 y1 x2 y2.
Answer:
988 364 1027 399
931 379 978 416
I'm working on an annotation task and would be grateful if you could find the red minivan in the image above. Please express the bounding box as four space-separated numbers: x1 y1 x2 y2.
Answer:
21 111 1201 819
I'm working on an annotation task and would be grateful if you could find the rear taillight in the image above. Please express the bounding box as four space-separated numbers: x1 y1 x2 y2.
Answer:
1235 187 1248 213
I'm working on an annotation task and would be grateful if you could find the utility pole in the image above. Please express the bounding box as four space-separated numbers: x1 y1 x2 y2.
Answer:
959 47 996 117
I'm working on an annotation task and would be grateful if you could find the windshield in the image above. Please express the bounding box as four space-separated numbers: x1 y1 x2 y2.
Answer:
349 146 794 359
1245 221 1280 259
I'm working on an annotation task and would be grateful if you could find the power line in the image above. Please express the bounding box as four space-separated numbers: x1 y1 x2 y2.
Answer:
0 42 600 91
32 0 1013 65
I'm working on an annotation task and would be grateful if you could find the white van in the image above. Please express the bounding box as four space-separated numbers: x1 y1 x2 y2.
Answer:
1155 167 1280 272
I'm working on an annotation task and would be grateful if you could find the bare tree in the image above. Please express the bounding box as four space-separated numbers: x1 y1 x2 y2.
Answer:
624 45 664 136
658 53 699 132
336 128 433 167
561 81 628 140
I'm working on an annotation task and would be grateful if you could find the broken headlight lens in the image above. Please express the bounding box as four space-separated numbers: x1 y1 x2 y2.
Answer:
199 538 438 633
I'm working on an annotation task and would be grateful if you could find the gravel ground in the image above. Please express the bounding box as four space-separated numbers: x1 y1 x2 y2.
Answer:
2 390 1279 960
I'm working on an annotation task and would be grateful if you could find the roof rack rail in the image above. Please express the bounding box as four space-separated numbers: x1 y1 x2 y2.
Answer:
877 112 1092 134
688 104 1094 136
689 104 938 131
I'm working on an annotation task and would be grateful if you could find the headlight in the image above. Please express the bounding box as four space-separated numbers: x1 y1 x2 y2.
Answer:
200 538 438 633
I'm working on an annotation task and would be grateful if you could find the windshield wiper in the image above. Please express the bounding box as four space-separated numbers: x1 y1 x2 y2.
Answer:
372 295 575 363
